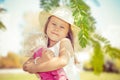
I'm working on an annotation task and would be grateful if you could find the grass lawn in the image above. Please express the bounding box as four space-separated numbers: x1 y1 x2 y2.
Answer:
0 71 120 80
80 71 120 80
0 72 38 80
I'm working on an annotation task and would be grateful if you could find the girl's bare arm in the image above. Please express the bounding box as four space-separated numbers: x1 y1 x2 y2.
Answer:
24 38 73 73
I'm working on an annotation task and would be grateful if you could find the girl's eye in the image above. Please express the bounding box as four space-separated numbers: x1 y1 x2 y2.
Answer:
60 26 65 29
52 23 56 26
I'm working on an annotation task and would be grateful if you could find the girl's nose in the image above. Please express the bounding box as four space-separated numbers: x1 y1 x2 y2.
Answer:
54 26 59 31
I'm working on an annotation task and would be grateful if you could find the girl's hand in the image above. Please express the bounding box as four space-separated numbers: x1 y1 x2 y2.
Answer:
34 48 55 64
40 48 55 62
23 62 37 73
74 58 80 64
23 58 34 72
74 54 80 64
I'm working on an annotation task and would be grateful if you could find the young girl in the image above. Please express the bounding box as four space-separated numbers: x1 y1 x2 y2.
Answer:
23 6 80 80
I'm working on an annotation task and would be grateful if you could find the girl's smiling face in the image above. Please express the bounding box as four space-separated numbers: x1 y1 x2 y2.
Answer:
46 16 70 42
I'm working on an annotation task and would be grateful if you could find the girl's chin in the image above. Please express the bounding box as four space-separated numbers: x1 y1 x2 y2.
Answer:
49 36 58 39
49 37 60 42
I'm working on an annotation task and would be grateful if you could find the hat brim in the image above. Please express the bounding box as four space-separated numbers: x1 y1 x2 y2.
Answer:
39 11 80 35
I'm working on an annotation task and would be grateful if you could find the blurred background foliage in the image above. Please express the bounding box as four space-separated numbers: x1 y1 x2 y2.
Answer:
0 52 26 69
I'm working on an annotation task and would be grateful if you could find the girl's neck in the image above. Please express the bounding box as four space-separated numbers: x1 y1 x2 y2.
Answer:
48 39 58 47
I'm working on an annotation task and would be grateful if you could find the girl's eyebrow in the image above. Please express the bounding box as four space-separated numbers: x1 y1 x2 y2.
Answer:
49 19 55 22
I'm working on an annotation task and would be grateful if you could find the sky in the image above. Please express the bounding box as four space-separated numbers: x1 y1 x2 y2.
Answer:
85 0 120 48
0 0 40 56
0 0 120 56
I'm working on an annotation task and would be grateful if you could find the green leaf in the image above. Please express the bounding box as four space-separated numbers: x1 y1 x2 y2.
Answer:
0 21 6 30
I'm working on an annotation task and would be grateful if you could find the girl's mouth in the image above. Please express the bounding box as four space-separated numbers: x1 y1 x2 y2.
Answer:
51 31 59 36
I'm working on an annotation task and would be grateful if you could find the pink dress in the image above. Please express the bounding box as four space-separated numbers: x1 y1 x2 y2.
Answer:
33 48 68 80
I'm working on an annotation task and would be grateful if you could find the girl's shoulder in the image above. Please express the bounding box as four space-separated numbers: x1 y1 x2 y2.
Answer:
60 38 71 44
59 38 74 56
60 38 73 50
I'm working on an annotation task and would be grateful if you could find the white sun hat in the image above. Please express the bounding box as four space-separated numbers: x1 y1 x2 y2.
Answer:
39 6 80 33
50 6 74 25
